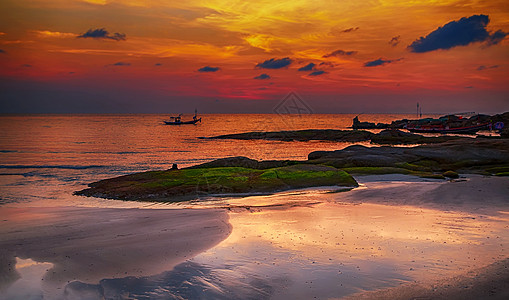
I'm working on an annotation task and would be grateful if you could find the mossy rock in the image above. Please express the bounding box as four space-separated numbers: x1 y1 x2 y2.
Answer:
495 172 509 177
485 166 509 175
75 164 358 202
442 170 459 178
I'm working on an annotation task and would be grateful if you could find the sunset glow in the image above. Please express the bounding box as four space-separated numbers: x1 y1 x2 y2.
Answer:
0 0 507 113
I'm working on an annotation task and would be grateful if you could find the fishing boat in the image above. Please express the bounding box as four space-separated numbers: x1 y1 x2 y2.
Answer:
406 122 491 134
164 110 202 125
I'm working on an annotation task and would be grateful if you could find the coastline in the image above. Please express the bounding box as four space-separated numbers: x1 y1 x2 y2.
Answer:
1 174 508 298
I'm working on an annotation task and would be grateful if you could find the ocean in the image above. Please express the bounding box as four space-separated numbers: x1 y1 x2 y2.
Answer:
0 113 421 207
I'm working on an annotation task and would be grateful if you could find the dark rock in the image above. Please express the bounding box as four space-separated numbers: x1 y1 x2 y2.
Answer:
190 156 291 169
501 128 509 139
352 116 389 129
309 139 509 172
443 170 459 178
206 129 374 142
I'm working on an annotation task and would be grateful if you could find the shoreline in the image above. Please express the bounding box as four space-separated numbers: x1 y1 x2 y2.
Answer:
1 174 508 298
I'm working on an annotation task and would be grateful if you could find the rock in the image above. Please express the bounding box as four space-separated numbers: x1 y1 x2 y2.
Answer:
443 170 459 178
205 129 374 142
190 156 290 169
75 164 358 202
352 116 389 129
309 139 509 174
500 128 509 139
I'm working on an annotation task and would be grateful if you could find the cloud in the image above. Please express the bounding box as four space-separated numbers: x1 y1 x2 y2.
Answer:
329 26 360 36
477 65 498 71
338 27 359 33
408 15 507 53
323 50 357 58
33 30 75 38
309 70 326 76
343 27 359 33
298 63 315 71
21 64 32 68
319 62 335 67
486 29 507 46
198 66 220 72
254 73 271 80
389 35 400 47
0 49 5 53
364 58 402 67
256 57 292 69
77 28 126 41
155 63 162 66
105 62 131 67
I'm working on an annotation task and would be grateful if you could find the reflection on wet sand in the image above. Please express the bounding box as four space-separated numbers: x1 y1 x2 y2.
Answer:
189 200 508 299
1 177 508 299
0 207 231 299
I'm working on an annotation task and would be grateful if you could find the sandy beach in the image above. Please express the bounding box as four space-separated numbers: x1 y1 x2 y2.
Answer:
339 175 509 299
0 207 231 299
1 174 508 299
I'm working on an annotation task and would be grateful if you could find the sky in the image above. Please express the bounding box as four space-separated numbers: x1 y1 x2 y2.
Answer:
0 0 508 114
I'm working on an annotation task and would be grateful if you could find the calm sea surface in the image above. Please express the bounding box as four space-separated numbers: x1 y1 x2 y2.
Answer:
0 113 421 207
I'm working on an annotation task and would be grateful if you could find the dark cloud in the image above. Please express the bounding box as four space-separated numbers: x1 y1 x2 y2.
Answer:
77 28 126 41
465 86 474 89
105 62 130 67
389 35 400 47
364 58 402 67
322 50 357 58
330 26 360 36
254 73 271 80
408 15 507 53
319 62 335 67
341 27 359 33
0 49 5 53
309 70 326 76
477 65 499 71
256 57 292 69
114 62 130 66
486 29 507 46
21 64 32 68
198 66 220 72
155 63 162 66
298 63 315 71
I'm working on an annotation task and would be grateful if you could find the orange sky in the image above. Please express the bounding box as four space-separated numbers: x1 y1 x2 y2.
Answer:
0 0 508 113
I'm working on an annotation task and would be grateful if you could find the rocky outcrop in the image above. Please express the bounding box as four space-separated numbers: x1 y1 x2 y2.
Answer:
308 138 509 172
203 129 374 142
205 129 470 145
75 164 358 202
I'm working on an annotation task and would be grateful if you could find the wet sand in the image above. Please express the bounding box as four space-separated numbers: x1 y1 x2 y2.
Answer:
338 175 509 299
342 258 509 300
0 207 231 299
345 174 509 214
0 175 508 299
